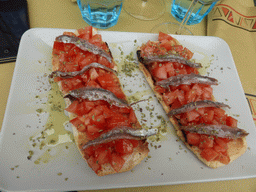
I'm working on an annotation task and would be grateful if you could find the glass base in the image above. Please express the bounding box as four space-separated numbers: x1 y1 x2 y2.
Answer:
151 22 193 35
123 0 165 21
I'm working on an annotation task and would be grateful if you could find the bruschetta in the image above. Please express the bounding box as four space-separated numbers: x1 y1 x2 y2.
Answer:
136 32 248 168
50 26 154 176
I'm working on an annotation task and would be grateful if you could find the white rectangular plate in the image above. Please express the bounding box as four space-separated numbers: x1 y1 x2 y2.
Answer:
1 28 256 191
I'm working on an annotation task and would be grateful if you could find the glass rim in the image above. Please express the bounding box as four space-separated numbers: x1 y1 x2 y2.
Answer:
151 22 193 36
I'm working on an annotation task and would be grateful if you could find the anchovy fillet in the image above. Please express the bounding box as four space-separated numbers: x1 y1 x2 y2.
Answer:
167 100 230 117
64 87 128 107
82 126 158 149
49 62 117 79
137 50 202 68
181 124 249 139
156 74 218 88
56 35 112 63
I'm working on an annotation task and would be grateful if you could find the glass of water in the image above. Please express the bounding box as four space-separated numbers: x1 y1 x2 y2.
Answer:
77 0 123 29
151 0 219 35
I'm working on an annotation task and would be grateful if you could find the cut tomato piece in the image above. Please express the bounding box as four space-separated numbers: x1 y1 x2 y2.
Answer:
109 105 131 114
151 64 167 80
155 85 166 94
98 56 114 68
89 68 99 80
215 137 228 150
115 139 134 154
158 32 174 41
199 135 214 149
160 40 174 51
202 109 214 123
185 89 197 103
70 117 86 132
213 144 226 154
200 148 219 162
79 52 98 68
97 73 116 88
107 114 130 129
111 153 125 172
163 91 176 105
107 86 126 100
77 26 93 40
61 77 84 93
130 139 139 148
95 146 111 165
65 100 79 114
180 84 190 92
213 108 226 118
186 110 200 122
87 156 101 173
86 125 101 140
192 84 203 96
83 146 94 158
90 34 102 44
82 101 95 113
87 80 101 88
91 114 106 128
202 86 213 100
186 132 200 146
129 110 138 124
226 116 238 127
215 154 230 165
196 107 205 115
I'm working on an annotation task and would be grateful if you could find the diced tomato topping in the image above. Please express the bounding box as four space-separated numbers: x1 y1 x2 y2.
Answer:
200 148 219 162
115 139 134 154
79 52 98 68
63 31 76 37
158 32 174 41
199 135 214 149
95 146 111 165
70 117 86 132
130 139 139 148
107 114 130 129
77 26 93 40
87 80 101 88
186 132 200 146
107 86 126 100
65 100 79 114
97 73 116 88
202 109 214 123
90 34 102 44
215 153 230 165
186 110 200 122
226 116 238 127
83 146 94 158
111 153 125 172
151 64 168 80
98 56 114 68
86 125 101 140
128 110 138 124
215 137 228 149
87 156 101 173
155 85 166 94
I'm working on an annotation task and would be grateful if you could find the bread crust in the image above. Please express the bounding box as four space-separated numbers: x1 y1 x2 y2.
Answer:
137 41 247 168
51 29 149 176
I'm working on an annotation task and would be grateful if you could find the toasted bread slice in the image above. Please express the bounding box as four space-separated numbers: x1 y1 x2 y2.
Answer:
137 36 247 168
51 27 149 176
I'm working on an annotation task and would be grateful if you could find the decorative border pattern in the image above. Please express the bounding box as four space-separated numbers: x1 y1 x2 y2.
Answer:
211 4 256 32
245 93 256 125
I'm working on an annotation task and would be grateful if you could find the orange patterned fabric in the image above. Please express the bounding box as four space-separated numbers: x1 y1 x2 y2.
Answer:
207 0 256 126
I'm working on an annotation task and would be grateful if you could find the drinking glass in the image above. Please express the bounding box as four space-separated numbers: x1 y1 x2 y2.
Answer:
151 0 220 35
77 0 123 29
123 0 165 21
